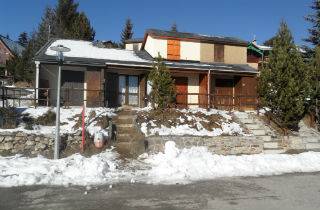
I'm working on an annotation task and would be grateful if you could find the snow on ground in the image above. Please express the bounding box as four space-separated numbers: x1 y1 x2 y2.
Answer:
139 141 320 184
0 148 127 187
0 107 116 137
2 141 320 187
137 108 244 137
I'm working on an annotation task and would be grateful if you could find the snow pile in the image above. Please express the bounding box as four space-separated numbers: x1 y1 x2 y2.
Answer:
46 40 149 63
0 148 126 187
0 107 116 137
138 108 244 137
141 141 320 184
3 141 320 186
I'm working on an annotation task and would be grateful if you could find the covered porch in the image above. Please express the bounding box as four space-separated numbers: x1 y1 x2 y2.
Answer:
171 69 258 110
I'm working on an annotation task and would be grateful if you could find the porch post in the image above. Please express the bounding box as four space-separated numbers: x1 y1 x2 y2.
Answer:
35 61 40 104
207 69 211 108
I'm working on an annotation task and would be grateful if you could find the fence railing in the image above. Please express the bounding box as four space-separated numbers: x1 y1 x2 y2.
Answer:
1 86 105 108
1 87 260 111
174 93 259 110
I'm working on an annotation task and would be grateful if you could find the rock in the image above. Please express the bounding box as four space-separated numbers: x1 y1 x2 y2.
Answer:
4 142 14 150
26 140 35 146
4 136 13 142
0 136 4 143
35 137 41 142
16 132 27 137
38 143 47 150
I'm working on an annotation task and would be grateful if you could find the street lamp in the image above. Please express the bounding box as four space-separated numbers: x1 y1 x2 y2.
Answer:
50 45 70 159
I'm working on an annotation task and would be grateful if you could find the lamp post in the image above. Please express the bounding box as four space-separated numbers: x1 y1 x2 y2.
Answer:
50 45 70 159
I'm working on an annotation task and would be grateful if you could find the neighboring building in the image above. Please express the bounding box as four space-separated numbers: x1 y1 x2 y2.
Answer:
125 38 144 51
247 40 271 70
0 35 25 84
34 29 259 110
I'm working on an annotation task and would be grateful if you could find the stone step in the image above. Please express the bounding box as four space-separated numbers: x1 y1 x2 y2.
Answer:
114 118 134 124
263 141 279 149
306 143 320 150
117 124 134 128
257 135 272 142
117 126 136 134
117 133 132 142
235 114 249 119
263 149 286 154
301 136 320 143
241 118 255 124
117 115 135 120
246 124 261 130
119 110 136 115
252 129 266 136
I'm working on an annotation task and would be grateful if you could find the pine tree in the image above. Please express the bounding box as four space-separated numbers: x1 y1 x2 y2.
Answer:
72 12 95 40
54 0 95 40
263 36 277 46
18 32 29 47
171 23 178 32
259 21 311 131
120 18 133 48
305 0 320 46
310 46 320 127
148 54 176 110
34 6 56 51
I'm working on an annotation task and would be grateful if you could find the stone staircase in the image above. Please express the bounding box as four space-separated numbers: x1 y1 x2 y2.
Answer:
113 107 145 157
234 112 285 154
298 121 320 151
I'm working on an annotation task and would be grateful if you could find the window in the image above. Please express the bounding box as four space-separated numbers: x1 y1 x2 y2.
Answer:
214 44 224 62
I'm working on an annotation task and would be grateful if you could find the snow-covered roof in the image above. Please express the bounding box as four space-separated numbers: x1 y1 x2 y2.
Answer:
255 44 272 51
35 38 257 74
45 39 150 63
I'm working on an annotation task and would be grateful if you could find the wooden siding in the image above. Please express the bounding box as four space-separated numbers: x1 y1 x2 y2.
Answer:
214 44 224 62
214 78 233 109
85 69 102 107
235 76 258 110
167 39 180 60
199 74 208 107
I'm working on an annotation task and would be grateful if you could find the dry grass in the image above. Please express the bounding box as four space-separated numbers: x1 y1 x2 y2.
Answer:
136 108 225 132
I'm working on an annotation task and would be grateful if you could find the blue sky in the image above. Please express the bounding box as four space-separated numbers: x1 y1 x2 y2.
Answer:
0 0 313 45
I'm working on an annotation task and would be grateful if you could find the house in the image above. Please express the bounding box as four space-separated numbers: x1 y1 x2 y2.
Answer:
34 29 259 110
247 40 272 70
0 35 25 81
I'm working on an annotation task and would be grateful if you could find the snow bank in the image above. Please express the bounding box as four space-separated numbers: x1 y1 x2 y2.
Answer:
0 149 126 187
3 141 320 187
140 141 320 184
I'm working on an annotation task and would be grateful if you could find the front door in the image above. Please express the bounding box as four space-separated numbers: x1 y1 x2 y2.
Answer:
214 78 234 110
118 75 139 106
174 77 188 107
61 70 84 106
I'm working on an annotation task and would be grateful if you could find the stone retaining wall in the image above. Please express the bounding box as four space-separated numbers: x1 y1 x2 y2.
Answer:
0 132 82 158
145 136 263 155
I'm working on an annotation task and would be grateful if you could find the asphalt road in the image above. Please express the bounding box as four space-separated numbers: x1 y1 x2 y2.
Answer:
1 172 320 210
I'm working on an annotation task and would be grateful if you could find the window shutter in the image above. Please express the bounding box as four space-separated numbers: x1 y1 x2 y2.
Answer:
214 44 224 62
